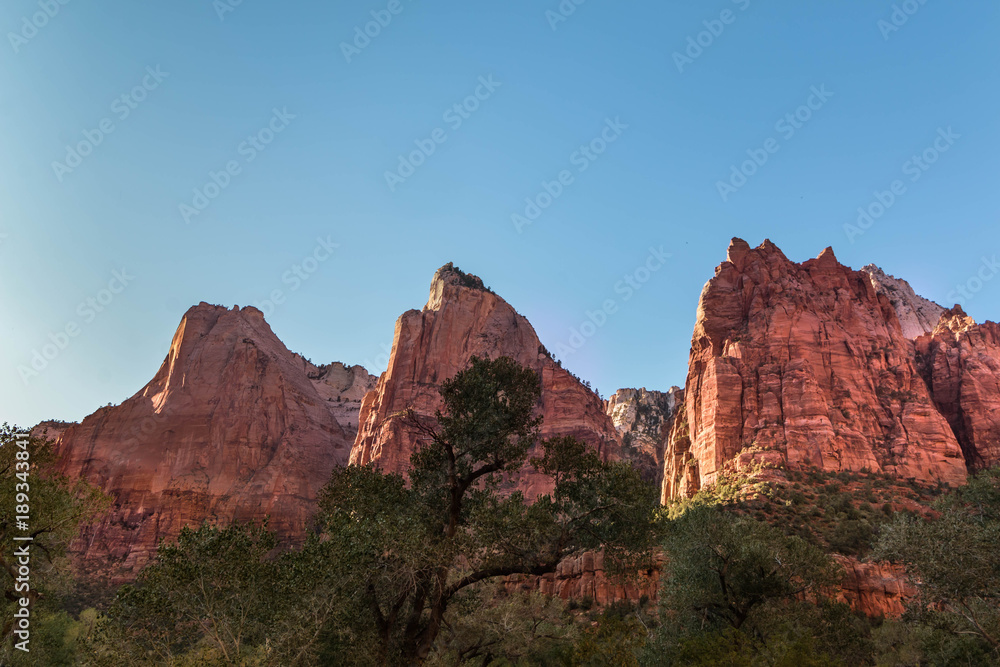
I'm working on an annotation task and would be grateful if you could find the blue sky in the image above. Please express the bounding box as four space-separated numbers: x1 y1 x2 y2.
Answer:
2 0 998 427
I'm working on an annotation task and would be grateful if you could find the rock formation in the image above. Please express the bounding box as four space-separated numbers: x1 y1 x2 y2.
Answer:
505 550 663 606
351 264 621 498
833 556 913 617
662 239 968 501
861 265 945 339
915 306 1000 470
50 303 356 576
303 360 377 441
606 387 683 485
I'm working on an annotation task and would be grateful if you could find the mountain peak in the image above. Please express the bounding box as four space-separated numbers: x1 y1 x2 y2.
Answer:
860 265 945 339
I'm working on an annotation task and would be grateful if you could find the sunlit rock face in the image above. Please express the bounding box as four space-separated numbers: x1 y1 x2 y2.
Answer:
662 239 968 501
51 303 355 577
351 264 621 499
861 264 945 339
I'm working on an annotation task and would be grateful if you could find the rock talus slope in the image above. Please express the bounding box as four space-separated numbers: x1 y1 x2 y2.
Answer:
51 303 355 576
351 264 621 498
662 239 968 501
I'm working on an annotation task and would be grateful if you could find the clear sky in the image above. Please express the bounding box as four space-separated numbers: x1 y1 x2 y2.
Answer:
2 0 998 427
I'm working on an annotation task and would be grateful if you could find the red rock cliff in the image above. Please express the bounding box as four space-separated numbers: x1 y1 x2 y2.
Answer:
350 264 621 498
662 239 967 501
52 303 353 576
916 306 1000 470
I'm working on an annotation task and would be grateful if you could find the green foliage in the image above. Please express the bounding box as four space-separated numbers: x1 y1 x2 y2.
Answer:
658 504 840 634
439 262 495 293
645 504 886 666
425 587 579 666
313 356 661 663
83 522 285 665
873 467 1000 662
0 424 109 665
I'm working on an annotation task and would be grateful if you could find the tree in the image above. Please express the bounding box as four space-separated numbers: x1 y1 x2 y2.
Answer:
83 522 284 665
874 467 1000 663
315 356 660 664
0 424 108 664
424 586 578 665
648 503 844 665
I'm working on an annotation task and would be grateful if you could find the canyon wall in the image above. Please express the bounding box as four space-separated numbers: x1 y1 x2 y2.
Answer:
916 306 1000 470
662 239 969 501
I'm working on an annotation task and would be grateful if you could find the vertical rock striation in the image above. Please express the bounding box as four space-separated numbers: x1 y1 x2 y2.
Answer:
662 239 968 501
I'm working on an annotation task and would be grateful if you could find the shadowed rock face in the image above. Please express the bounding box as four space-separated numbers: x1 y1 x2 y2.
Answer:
51 303 354 577
350 264 621 499
662 239 968 501
916 306 1000 470
605 387 683 486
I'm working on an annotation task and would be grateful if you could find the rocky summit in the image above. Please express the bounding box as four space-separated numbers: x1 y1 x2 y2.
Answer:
44 303 357 577
350 263 621 499
662 238 970 501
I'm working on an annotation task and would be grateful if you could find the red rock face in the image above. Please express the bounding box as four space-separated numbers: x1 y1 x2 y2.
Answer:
832 556 913 617
351 265 621 498
663 239 967 501
505 550 662 606
916 307 1000 470
52 303 353 576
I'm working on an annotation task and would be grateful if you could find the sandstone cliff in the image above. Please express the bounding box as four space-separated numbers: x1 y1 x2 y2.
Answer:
606 387 683 485
662 239 968 501
861 265 945 339
351 264 621 498
51 303 355 576
915 306 1000 470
